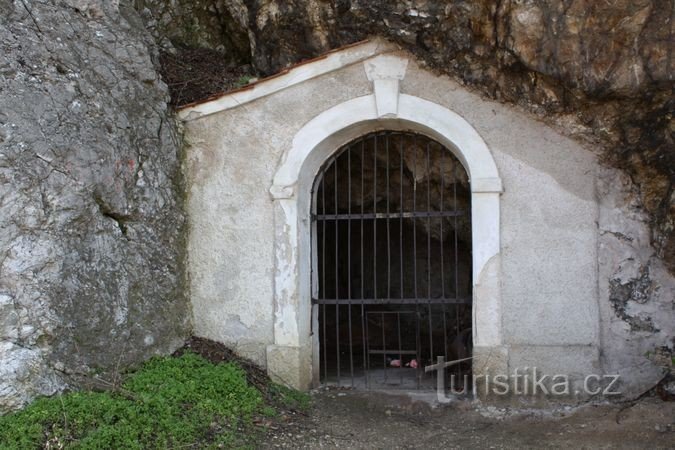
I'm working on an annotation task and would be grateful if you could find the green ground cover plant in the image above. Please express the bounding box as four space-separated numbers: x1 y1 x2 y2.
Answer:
0 351 309 449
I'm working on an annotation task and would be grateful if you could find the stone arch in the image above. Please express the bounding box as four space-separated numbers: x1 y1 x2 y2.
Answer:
267 84 503 390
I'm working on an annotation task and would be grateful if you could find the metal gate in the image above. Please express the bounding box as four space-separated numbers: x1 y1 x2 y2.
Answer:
312 131 472 391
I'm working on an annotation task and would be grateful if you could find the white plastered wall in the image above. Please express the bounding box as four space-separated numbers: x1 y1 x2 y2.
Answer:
180 40 602 395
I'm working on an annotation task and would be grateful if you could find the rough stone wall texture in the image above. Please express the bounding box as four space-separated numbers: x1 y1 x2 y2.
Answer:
133 0 250 57
138 0 673 393
180 46 673 400
136 0 673 272
597 166 674 396
0 0 671 413
0 0 190 413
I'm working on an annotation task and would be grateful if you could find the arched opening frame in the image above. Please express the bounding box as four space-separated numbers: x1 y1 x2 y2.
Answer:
268 93 504 390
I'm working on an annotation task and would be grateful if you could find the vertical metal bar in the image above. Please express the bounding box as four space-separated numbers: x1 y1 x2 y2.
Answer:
383 133 391 386
453 157 461 385
320 305 325 384
321 170 327 384
373 134 377 302
334 159 340 386
397 312 403 385
412 135 420 390
412 135 422 389
382 312 386 382
440 144 448 363
426 140 433 367
365 310 370 389
361 140 367 387
416 311 421 390
399 135 404 301
454 159 459 313
348 144 354 387
412 135 418 301
398 134 405 385
386 134 391 302
373 135 379 386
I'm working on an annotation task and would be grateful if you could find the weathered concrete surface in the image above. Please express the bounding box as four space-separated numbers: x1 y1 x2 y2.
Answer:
0 0 190 412
184 61 373 368
181 44 673 401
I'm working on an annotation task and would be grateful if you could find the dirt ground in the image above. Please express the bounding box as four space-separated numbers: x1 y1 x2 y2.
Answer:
260 387 674 449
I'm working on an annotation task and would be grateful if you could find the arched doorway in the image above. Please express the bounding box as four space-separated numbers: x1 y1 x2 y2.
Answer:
312 131 472 389
268 90 502 391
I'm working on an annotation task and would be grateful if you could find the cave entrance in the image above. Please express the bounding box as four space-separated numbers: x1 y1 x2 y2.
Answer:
312 131 472 391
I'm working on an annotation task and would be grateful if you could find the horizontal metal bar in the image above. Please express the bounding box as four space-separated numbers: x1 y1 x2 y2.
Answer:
312 297 471 305
368 350 417 355
312 210 464 221
366 311 417 315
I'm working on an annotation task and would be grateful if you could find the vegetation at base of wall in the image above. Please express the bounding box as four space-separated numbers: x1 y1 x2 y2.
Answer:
269 383 312 412
0 352 310 449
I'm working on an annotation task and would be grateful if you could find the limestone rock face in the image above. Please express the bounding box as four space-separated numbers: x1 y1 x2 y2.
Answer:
597 167 674 397
0 0 190 412
137 0 673 396
137 0 673 272
132 0 250 58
